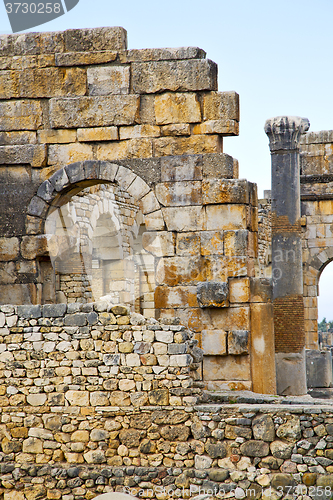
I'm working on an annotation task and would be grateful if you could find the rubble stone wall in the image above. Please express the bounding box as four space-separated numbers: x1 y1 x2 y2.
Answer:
0 400 333 499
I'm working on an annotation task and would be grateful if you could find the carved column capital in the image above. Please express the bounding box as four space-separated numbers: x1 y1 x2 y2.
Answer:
265 116 310 152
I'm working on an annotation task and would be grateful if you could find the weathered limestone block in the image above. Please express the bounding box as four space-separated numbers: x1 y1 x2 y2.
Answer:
160 155 202 181
0 68 86 99
206 205 247 230
192 119 239 136
48 143 93 166
65 391 90 406
21 236 49 259
224 230 248 256
203 91 239 121
162 206 205 231
252 414 275 441
176 232 200 256
0 31 65 56
0 131 36 145
155 180 202 206
37 129 77 144
63 27 127 52
202 329 227 355
0 237 19 261
121 46 206 62
87 65 130 95
161 123 191 136
229 277 250 303
0 262 16 283
142 231 175 256
49 95 140 128
55 50 118 66
156 256 203 285
228 331 249 355
200 231 224 255
197 281 229 308
119 124 160 140
0 145 47 167
203 354 251 381
131 59 217 93
276 416 301 441
154 135 222 157
154 93 201 124
204 255 249 280
97 138 153 161
202 179 251 204
155 286 198 308
0 284 34 304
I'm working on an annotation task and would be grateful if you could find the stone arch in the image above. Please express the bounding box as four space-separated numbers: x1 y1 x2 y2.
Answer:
303 246 333 348
25 161 164 306
25 160 164 234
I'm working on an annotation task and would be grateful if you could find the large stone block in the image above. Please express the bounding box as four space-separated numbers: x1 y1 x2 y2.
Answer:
203 354 251 381
197 281 229 308
0 131 36 145
193 119 239 136
224 230 248 256
37 129 77 144
131 59 217 93
176 232 200 256
0 145 46 167
202 179 250 204
155 286 198 309
63 27 127 52
229 277 250 303
162 206 205 231
97 138 153 161
154 93 201 124
160 155 203 181
206 205 247 230
200 231 224 255
49 95 140 128
142 231 175 256
203 91 239 121
0 31 65 57
155 180 202 206
56 50 118 66
204 255 248 280
0 237 19 261
155 256 204 285
306 349 333 388
202 329 227 355
20 235 49 259
154 135 222 157
121 46 206 62
0 68 86 99
228 331 249 355
119 124 160 140
87 66 130 95
48 144 93 166
0 283 34 304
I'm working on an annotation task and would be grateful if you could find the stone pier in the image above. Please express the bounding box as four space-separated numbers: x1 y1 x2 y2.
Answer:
265 116 309 395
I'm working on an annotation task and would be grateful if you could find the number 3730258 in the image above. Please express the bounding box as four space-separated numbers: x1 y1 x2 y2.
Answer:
5 3 61 14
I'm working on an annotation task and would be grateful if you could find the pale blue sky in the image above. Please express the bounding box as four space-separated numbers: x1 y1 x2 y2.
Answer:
1 0 333 319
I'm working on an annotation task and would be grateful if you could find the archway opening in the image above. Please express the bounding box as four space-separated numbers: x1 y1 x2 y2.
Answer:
318 260 333 348
41 181 156 315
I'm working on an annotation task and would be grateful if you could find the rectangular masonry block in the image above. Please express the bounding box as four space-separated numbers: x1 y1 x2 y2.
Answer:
193 119 239 136
229 277 250 303
155 256 204 286
77 127 118 142
0 131 36 145
0 67 86 99
87 65 130 95
154 135 222 157
49 96 140 128
160 124 191 136
142 231 175 257
119 125 160 140
203 91 240 122
155 286 198 309
204 255 248 280
206 205 247 230
0 144 47 167
55 50 118 67
154 92 201 125
162 206 206 231
203 354 251 381
224 230 248 256
0 100 42 131
200 231 224 256
160 155 203 182
48 144 93 166
155 181 202 206
120 46 206 63
37 129 77 144
131 59 217 94
202 329 227 355
202 179 250 205
210 306 251 331
176 232 201 256
97 139 153 162
64 27 127 52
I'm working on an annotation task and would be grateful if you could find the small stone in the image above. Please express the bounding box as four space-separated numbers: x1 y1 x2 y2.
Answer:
276 416 301 442
195 455 212 469
90 428 109 441
252 414 275 442
84 449 106 464
240 441 269 457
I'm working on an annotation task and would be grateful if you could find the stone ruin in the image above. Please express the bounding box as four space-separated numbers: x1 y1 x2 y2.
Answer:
1 26 333 500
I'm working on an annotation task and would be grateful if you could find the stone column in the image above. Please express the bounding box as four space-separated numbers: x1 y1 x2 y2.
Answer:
265 116 309 395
